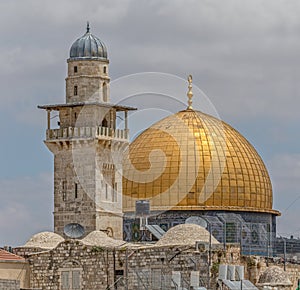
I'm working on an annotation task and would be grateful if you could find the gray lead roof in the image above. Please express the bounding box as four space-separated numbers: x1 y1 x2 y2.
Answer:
69 23 108 60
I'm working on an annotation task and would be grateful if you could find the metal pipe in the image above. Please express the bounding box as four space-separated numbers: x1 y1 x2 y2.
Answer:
124 111 128 130
47 110 51 130
208 222 211 290
125 248 128 290
113 249 116 290
283 238 286 271
224 222 227 251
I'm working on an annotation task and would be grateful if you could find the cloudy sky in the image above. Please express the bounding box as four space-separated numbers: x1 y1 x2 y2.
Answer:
1 0 300 246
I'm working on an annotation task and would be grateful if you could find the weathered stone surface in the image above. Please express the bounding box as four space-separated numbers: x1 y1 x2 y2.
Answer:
156 223 220 246
0 279 20 290
258 266 292 287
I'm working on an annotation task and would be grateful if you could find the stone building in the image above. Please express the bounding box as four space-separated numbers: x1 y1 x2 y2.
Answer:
122 80 280 256
10 24 300 290
38 23 136 240
37 24 280 256
257 266 292 290
15 224 242 290
0 249 30 289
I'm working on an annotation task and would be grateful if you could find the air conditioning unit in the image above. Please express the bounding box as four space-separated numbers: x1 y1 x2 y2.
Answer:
235 265 244 281
227 265 235 280
195 241 209 252
218 264 227 280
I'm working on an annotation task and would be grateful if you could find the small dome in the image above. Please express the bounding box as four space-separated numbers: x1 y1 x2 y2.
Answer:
156 224 219 246
81 230 125 248
69 23 108 60
258 266 292 286
24 231 64 249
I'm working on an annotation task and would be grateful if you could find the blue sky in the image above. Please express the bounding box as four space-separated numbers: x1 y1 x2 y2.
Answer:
1 0 300 246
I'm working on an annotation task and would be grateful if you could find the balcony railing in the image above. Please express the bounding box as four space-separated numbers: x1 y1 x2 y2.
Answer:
46 126 128 141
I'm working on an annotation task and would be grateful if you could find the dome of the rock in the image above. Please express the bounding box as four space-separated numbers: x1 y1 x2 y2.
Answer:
123 109 278 215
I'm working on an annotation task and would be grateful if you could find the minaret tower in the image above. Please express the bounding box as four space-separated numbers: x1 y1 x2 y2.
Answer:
38 24 135 239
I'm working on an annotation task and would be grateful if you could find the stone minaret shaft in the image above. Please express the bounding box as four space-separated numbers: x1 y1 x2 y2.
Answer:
38 25 135 239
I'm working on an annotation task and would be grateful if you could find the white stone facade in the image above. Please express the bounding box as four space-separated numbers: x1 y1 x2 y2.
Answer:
40 49 131 240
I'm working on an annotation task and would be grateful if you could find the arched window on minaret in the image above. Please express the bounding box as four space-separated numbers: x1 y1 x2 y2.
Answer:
103 82 107 102
101 118 108 128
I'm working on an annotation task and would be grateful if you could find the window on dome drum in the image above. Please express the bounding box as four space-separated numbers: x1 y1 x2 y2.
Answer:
74 66 78 73
103 66 107 74
225 222 237 243
74 85 78 96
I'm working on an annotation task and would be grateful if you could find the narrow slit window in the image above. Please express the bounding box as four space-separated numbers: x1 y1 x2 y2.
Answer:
62 181 67 201
75 183 78 199
113 182 117 202
74 66 78 73
103 66 107 74
74 85 78 96
105 183 108 200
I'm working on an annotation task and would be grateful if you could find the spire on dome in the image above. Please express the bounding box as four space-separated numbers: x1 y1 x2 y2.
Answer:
187 74 193 110
69 23 108 60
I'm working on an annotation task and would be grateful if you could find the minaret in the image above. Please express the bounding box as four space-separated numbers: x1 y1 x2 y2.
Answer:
38 24 135 239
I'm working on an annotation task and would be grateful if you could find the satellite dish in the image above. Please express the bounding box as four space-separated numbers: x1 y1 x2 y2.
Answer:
64 223 85 239
185 216 208 228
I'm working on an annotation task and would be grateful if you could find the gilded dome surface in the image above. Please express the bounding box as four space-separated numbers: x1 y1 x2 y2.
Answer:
123 109 278 215
69 23 108 60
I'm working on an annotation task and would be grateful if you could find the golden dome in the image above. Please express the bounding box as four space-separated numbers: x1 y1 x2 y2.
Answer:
123 109 279 215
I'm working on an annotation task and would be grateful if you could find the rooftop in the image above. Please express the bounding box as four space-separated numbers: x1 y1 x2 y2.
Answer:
0 249 25 261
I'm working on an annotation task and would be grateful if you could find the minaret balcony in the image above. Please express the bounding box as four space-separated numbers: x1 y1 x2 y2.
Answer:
46 126 128 141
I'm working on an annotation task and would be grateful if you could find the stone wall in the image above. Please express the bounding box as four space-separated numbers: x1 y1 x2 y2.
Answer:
27 240 115 290
0 261 30 288
47 121 125 240
25 240 240 290
66 59 110 103
0 279 20 290
242 256 300 289
124 243 240 290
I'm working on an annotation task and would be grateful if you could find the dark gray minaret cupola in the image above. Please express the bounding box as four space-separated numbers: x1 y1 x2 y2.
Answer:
69 22 108 60
65 22 110 103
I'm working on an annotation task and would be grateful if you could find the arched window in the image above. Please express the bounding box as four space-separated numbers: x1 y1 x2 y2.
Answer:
101 118 108 127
